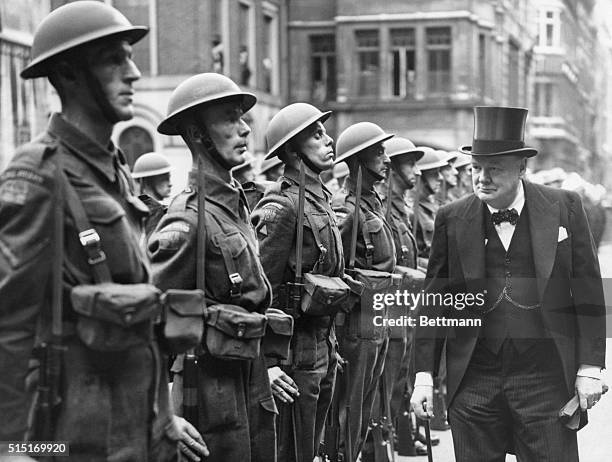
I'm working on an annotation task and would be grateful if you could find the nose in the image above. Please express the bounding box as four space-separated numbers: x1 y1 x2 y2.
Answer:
451 166 458 175
414 165 421 176
239 118 251 137
382 152 391 164
325 133 333 146
476 169 490 184
437 171 443 182
125 58 141 82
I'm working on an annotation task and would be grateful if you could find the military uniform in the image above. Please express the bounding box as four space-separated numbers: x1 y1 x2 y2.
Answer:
332 177 396 461
0 114 177 461
415 195 439 258
252 165 342 461
139 193 168 241
363 186 419 461
149 169 275 462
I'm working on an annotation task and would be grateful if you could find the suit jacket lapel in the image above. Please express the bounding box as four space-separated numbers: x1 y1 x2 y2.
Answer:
456 195 486 289
524 181 559 301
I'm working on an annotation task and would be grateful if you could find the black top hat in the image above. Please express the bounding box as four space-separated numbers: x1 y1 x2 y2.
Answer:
460 106 537 157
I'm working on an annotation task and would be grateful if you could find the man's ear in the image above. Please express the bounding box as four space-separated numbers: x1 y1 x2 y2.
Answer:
519 157 528 178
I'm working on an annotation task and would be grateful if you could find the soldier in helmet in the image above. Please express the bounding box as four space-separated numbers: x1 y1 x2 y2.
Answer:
451 152 472 199
439 151 459 205
260 155 285 182
414 149 447 258
132 151 173 238
149 73 275 462
331 122 397 461
0 2 202 460
252 102 347 461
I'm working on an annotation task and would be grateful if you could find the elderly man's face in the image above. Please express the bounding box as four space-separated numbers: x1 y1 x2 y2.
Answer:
471 155 526 209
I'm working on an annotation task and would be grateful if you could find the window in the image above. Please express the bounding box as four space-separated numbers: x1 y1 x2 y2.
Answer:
355 29 380 96
262 3 280 94
310 34 336 102
426 27 451 94
238 1 256 86
507 40 520 105
534 82 554 117
478 33 487 97
538 9 560 48
1 41 33 147
390 28 416 98
118 126 154 170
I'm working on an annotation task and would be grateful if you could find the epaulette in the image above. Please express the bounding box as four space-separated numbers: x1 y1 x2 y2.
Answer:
12 134 58 168
167 186 197 213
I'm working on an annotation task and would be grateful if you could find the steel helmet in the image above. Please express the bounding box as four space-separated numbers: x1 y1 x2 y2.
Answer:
441 150 458 164
158 73 256 135
21 1 148 79
451 152 471 169
265 103 331 159
334 122 394 164
332 162 350 179
416 147 448 171
259 156 283 175
386 137 425 163
132 152 171 179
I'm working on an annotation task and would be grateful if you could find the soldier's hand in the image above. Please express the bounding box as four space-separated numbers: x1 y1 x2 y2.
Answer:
268 366 299 403
410 385 434 420
173 415 209 461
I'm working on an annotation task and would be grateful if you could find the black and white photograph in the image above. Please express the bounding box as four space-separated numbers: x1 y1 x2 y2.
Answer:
0 1 611 461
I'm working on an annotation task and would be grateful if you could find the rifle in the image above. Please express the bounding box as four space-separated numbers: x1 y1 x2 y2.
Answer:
411 175 420 237
31 160 65 440
322 377 341 461
380 373 396 462
285 159 306 317
347 165 363 275
384 171 393 225
344 359 353 462
182 153 208 425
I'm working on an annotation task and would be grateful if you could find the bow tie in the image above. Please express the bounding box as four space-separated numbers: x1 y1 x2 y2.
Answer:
491 208 519 226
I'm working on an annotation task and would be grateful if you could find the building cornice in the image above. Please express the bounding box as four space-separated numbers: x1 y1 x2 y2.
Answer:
290 11 495 29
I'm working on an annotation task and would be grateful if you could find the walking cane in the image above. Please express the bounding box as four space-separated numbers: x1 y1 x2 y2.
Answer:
423 419 434 462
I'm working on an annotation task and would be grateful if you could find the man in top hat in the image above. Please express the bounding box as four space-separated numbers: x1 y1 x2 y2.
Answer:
411 107 606 461
331 122 397 461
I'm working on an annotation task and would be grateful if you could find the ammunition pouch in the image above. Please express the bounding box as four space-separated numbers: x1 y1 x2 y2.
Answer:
161 289 206 354
262 308 294 360
394 265 426 292
341 273 365 313
301 273 352 317
205 304 267 360
70 283 162 352
345 269 400 338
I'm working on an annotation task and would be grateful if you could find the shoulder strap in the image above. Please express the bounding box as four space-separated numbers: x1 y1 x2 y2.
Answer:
359 208 374 268
58 171 113 283
51 160 64 339
205 201 243 299
304 211 327 274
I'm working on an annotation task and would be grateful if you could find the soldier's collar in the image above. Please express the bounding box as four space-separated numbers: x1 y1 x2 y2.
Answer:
283 164 326 199
47 113 118 183
188 169 245 218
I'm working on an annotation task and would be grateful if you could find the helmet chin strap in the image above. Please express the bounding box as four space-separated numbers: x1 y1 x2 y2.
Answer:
297 152 321 175
82 66 122 125
194 117 234 171
360 160 385 182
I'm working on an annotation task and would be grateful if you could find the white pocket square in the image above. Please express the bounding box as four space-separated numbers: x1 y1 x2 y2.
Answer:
558 226 568 242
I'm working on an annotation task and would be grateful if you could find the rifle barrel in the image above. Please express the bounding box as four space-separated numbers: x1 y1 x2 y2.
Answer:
348 166 362 271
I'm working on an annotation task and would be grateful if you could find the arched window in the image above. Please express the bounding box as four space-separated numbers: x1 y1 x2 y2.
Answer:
118 126 154 169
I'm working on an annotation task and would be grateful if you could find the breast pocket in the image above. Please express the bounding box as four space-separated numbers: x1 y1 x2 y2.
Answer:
211 231 250 297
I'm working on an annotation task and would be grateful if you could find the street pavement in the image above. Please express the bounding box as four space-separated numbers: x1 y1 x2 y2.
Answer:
395 241 612 462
